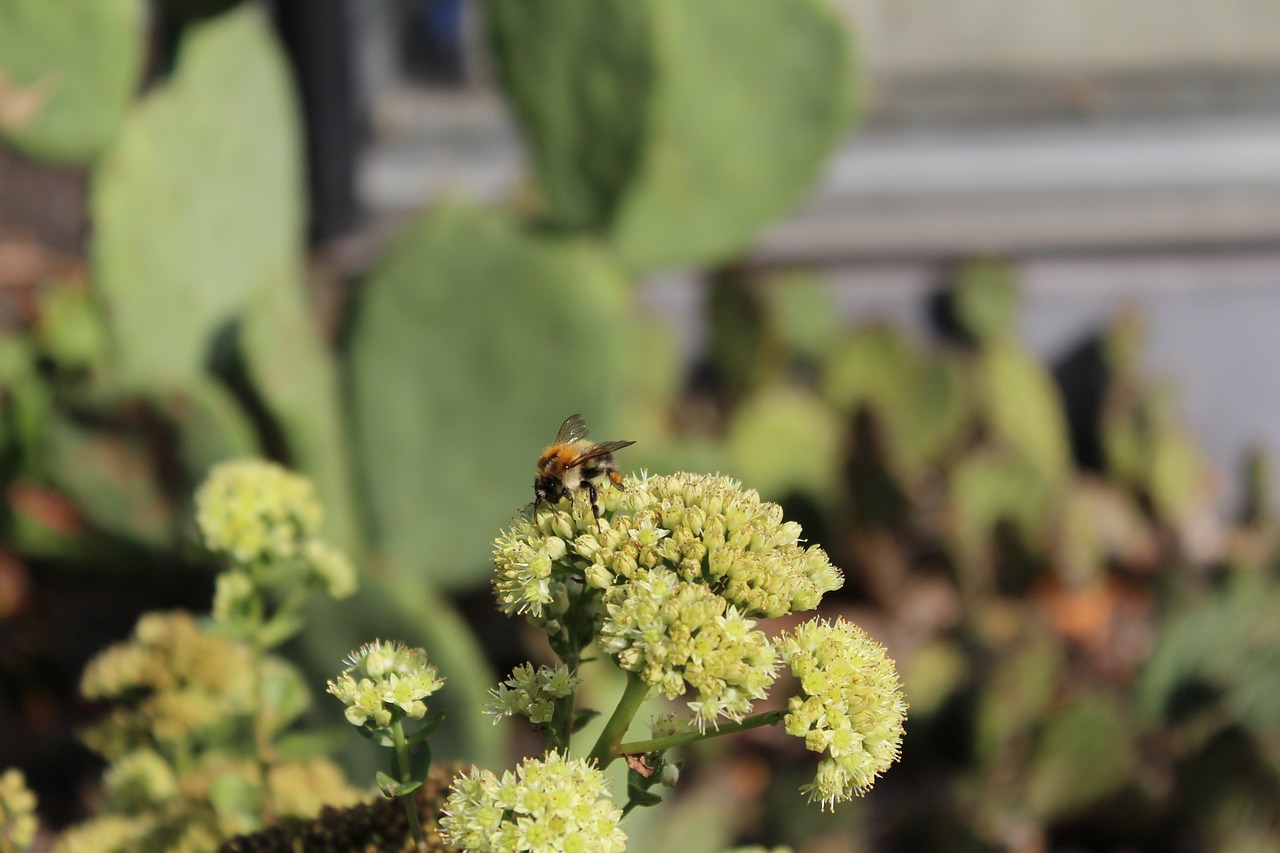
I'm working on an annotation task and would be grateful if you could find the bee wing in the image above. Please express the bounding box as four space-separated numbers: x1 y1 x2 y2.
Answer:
566 440 637 469
554 413 591 444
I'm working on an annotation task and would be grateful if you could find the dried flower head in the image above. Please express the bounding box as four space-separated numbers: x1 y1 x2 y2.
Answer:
776 617 907 809
440 751 625 853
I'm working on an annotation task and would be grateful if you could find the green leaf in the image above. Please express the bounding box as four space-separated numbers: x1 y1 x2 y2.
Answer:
406 711 446 744
297 577 505 778
209 769 259 835
0 0 145 163
822 325 921 417
33 283 109 374
144 379 260 481
610 0 857 271
260 656 311 737
354 725 395 749
1138 578 1280 737
346 205 629 589
571 708 601 734
258 611 305 650
274 728 346 762
91 5 304 383
949 448 1056 589
375 771 421 799
625 781 664 809
767 272 843 361
407 739 432 785
974 630 1062 765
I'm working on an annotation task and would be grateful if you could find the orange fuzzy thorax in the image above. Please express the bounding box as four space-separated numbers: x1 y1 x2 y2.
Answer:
537 442 586 476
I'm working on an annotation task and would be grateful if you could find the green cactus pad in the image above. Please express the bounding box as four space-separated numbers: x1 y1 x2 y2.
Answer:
727 384 842 500
346 204 629 589
1025 695 1131 820
612 0 857 272
91 5 304 383
44 415 176 548
0 0 145 164
484 0 654 233
486 0 856 273
978 339 1071 485
240 281 363 556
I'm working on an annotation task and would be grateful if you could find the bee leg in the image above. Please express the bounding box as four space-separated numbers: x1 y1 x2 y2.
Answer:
587 482 601 522
609 471 626 491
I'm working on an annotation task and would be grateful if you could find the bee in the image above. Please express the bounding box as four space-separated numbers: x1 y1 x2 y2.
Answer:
534 414 636 521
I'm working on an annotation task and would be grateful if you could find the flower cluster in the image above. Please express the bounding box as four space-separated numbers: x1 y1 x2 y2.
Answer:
79 611 253 757
484 664 581 727
776 618 907 809
194 460 356 598
0 768 37 853
599 568 778 730
440 751 625 853
327 640 444 729
493 472 843 624
195 459 323 563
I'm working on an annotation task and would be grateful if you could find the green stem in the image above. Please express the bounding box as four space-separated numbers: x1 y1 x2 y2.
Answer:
588 671 651 769
615 709 785 756
552 649 579 750
392 719 427 852
248 593 274 822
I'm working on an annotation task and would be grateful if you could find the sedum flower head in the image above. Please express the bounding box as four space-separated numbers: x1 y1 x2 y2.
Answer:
0 768 38 853
194 459 323 564
776 618 907 809
327 640 443 730
440 751 625 853
79 611 252 758
484 664 581 727
103 750 176 811
599 568 778 731
493 472 843 627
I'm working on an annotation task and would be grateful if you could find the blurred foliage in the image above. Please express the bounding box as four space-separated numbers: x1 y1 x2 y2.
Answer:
91 4 303 385
486 0 857 273
2 0 1278 851
0 0 145 164
345 204 630 589
684 261 1280 852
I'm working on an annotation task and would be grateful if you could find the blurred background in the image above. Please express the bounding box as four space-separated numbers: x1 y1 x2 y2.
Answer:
2 0 1279 850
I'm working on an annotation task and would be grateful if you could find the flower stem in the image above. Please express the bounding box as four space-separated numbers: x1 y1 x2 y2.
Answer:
248 593 274 822
588 671 651 769
615 708 785 756
392 719 427 852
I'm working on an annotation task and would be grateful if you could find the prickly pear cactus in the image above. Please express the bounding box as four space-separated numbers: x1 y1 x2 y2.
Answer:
484 0 654 233
91 5 304 383
486 0 857 273
727 385 842 500
240 281 362 555
346 205 629 589
0 0 145 164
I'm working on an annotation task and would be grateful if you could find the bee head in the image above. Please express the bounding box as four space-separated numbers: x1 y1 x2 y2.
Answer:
533 476 567 507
